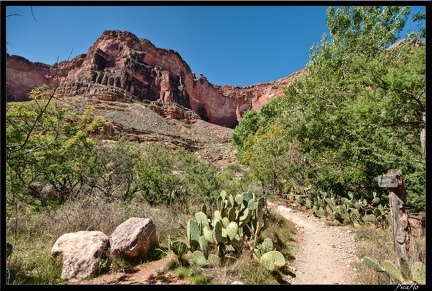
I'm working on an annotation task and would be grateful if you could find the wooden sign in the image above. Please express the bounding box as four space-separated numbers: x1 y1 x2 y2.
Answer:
377 174 398 188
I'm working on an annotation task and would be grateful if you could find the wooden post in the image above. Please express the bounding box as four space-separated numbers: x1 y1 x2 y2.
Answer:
378 169 410 260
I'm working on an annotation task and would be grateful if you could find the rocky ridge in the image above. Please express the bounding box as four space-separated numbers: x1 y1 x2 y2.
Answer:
6 29 304 128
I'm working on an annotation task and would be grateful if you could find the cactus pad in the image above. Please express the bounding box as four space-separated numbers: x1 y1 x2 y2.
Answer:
382 260 404 283
171 241 189 257
411 262 426 284
192 250 207 267
203 226 214 243
362 256 384 272
261 238 274 253
235 194 244 205
195 211 209 228
187 219 200 244
226 221 239 241
260 251 286 271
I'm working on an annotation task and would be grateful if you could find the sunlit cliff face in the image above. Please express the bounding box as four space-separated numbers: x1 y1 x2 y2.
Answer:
6 30 303 128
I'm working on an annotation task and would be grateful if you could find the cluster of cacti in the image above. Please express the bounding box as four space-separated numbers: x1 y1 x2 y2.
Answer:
253 238 286 271
171 190 284 268
362 256 426 284
296 190 391 227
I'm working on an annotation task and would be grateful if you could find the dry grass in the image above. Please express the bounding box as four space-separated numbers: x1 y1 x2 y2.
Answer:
353 224 426 284
354 225 395 284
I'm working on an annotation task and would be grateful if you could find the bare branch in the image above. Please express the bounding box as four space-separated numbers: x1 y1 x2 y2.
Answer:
402 88 426 109
31 6 37 21
6 13 23 17
67 48 74 61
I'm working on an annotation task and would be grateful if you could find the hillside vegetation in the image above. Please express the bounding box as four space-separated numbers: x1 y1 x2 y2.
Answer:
5 6 425 285
233 6 425 213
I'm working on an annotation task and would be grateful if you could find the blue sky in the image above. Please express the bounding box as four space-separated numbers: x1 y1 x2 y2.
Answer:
5 4 426 87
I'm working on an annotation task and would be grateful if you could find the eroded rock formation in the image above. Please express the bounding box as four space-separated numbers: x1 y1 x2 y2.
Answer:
6 30 303 128
6 55 51 102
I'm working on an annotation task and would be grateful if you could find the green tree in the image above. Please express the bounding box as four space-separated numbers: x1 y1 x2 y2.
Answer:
241 123 291 195
6 85 107 209
232 109 263 160
88 138 139 201
133 145 222 210
233 6 425 212
290 6 424 208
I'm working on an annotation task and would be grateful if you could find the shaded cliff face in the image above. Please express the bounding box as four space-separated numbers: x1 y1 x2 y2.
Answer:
6 30 302 128
6 56 52 102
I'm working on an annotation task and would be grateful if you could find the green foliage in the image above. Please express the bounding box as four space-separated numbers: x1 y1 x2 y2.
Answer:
91 139 140 201
170 241 189 257
134 146 183 206
5 237 63 284
176 190 288 272
325 6 409 57
6 90 247 211
233 6 425 212
6 86 106 209
216 164 252 195
173 265 214 284
133 146 222 208
407 11 426 40
232 109 262 149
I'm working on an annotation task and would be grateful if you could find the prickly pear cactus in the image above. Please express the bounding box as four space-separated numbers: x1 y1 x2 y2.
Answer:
410 262 426 284
243 191 253 203
305 197 312 209
228 207 236 221
363 256 426 284
247 199 258 211
235 194 244 205
213 220 223 244
201 203 208 216
203 226 214 243
171 241 189 257
207 253 220 267
187 219 200 245
382 260 405 283
238 208 250 225
192 250 207 267
260 238 274 253
362 256 384 272
183 190 277 267
259 251 286 271
314 206 326 218
253 238 285 271
226 221 239 241
198 236 209 256
372 192 380 205
195 211 209 228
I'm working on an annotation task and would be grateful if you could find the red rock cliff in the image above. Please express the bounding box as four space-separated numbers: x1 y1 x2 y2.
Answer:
6 30 303 128
6 56 52 102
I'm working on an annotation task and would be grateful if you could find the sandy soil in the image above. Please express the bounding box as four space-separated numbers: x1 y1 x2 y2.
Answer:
270 202 361 284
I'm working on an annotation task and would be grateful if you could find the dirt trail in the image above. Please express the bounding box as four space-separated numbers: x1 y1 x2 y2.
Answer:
81 202 362 285
269 202 361 284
